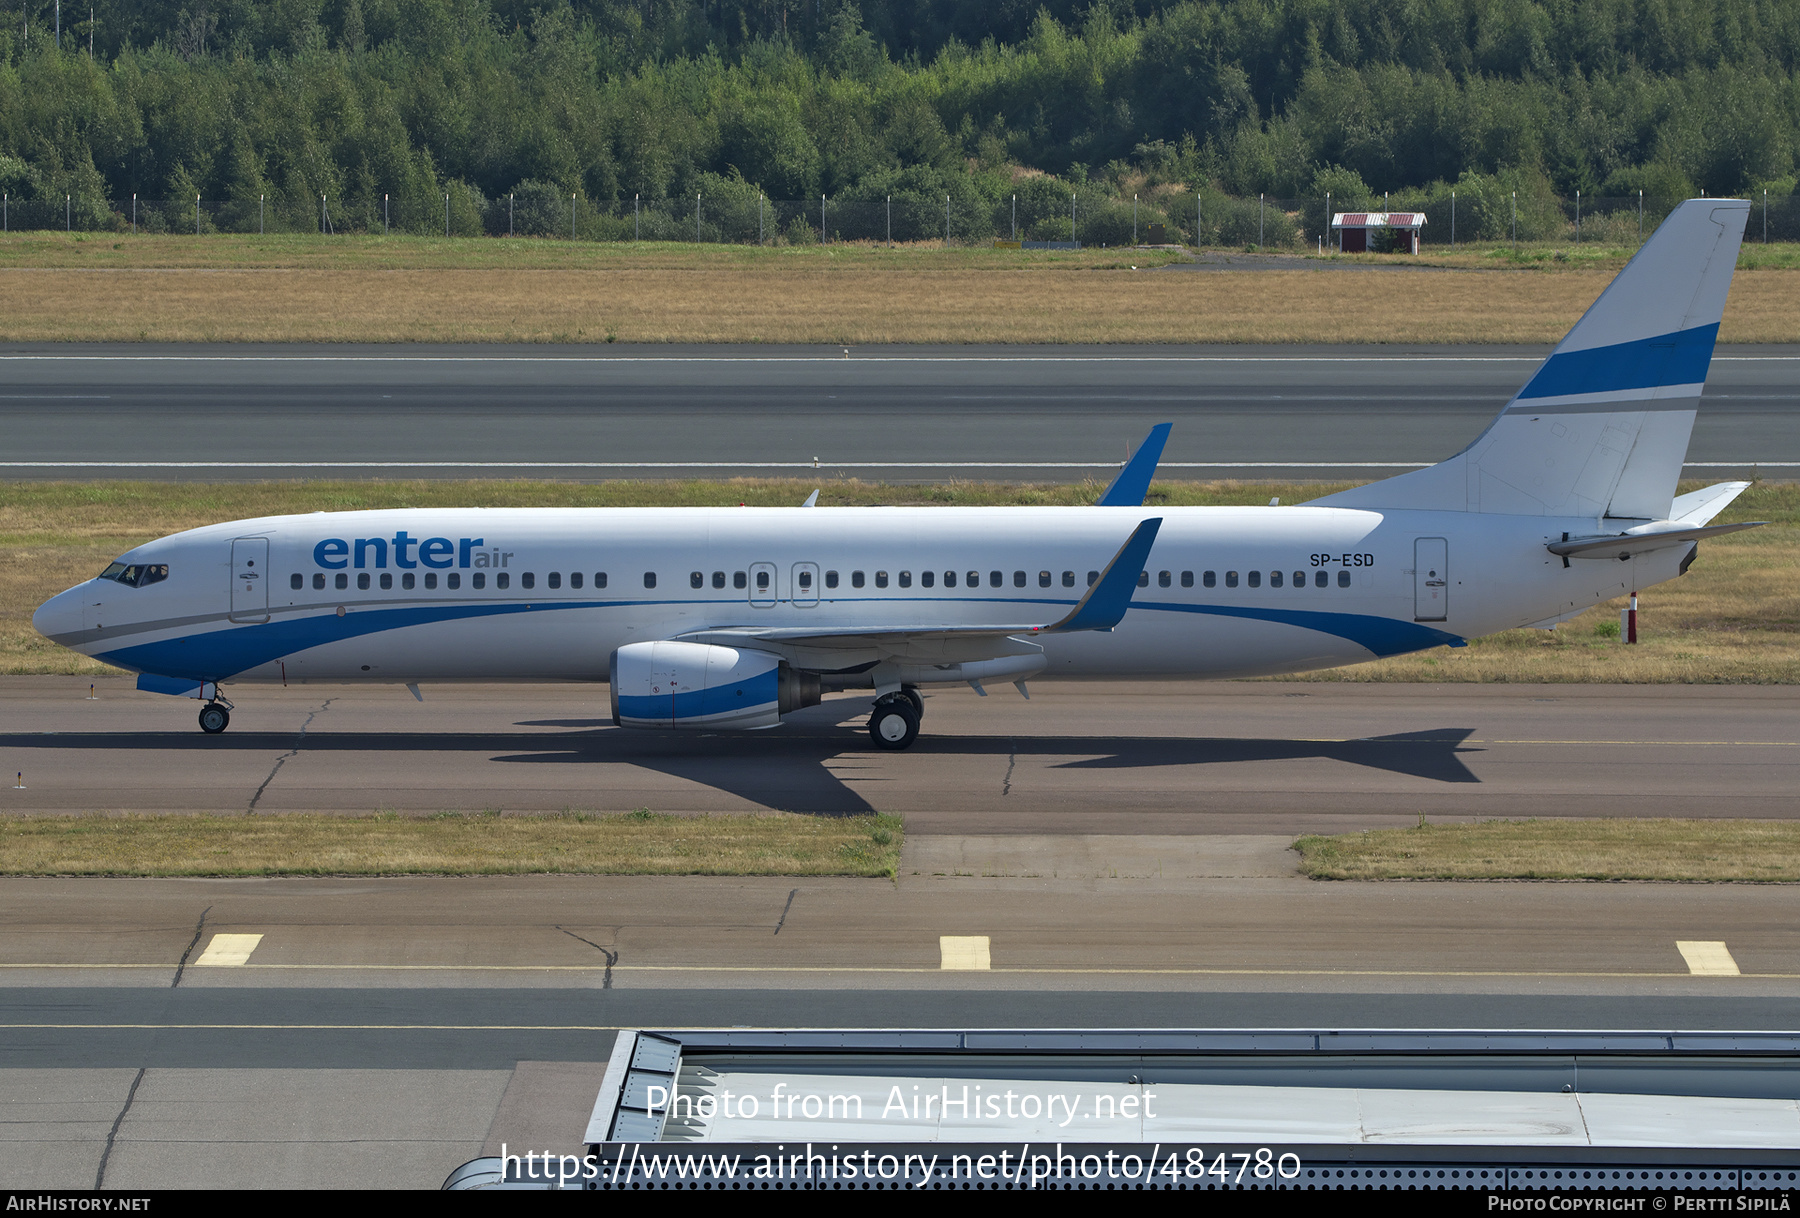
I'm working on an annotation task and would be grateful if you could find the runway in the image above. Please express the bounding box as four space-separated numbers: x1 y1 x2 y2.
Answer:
0 343 1795 480
5 677 1800 828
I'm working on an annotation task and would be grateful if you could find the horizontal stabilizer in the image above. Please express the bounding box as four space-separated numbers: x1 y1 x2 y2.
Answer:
1671 481 1752 525
1547 520 1764 560
1096 424 1172 506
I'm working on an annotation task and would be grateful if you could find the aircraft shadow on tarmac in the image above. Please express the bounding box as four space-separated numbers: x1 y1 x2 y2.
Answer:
0 721 1480 815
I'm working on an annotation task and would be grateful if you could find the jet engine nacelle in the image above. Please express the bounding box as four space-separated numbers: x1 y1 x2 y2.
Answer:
609 641 820 730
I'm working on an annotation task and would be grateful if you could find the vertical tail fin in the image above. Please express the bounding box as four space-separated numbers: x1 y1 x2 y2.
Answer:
1312 199 1750 520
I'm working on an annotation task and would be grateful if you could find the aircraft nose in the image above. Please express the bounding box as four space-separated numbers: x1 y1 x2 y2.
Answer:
32 586 83 642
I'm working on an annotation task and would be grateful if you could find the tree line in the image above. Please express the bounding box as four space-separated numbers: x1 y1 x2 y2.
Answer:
1 0 1795 237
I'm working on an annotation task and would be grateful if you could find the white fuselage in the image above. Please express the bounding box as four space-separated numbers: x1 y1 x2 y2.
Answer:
33 505 1681 687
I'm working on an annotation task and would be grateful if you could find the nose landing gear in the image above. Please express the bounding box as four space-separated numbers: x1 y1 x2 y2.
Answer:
198 699 232 734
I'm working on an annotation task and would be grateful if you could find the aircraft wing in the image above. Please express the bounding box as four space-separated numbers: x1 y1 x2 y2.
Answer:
675 518 1162 668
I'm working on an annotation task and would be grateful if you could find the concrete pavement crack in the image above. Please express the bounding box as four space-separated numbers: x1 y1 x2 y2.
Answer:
169 905 212 989
557 927 618 989
94 1066 145 1189
247 698 333 813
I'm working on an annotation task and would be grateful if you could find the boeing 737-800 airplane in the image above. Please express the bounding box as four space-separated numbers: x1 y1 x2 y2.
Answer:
33 199 1760 750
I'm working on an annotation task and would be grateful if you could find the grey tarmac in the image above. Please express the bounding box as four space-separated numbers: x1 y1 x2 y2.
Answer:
0 343 1794 480
4 676 1800 828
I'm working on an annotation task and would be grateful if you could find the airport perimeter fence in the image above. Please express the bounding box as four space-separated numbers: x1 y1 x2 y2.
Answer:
5 189 1797 249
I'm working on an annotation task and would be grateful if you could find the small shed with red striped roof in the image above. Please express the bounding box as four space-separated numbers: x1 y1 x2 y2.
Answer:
1331 211 1426 254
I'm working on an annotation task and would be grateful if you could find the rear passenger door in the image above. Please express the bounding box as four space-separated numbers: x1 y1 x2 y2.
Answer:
1414 538 1448 621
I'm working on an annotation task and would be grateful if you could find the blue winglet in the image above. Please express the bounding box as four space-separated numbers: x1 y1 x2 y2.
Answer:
1043 518 1163 633
1095 423 1172 506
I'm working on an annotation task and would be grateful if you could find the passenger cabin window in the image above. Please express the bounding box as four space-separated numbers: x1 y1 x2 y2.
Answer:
756 570 770 591
1013 571 1026 588
425 573 438 590
875 572 889 588
734 571 747 590
313 573 326 590
1225 571 1238 588
548 572 560 589
1314 570 1328 588
643 572 656 589
570 573 582 589
1203 571 1216 588
1087 571 1098 587
291 574 303 590
1247 571 1260 588
825 571 839 589
919 571 932 588
473 573 486 590
333 573 347 590
1269 571 1283 588
943 571 955 587
1137 571 1149 587
712 572 725 589
690 572 704 589
1181 571 1193 588
519 573 532 590
447 573 460 590
990 571 1003 588
1292 571 1304 589
899 571 912 588
799 570 813 590
1062 571 1075 587
380 573 393 590
967 571 980 588
497 573 510 590
402 572 415 590
1338 569 1352 588
852 571 865 588
1158 571 1171 588
357 573 371 590
595 572 606 589
1038 571 1051 588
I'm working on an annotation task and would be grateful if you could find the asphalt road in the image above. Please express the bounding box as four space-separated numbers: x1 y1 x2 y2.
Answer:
0 343 1794 481
6 677 1800 828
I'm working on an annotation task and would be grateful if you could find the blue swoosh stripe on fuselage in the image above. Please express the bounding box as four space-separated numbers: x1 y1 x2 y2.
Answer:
1135 601 1464 657
98 596 1460 681
1515 323 1717 401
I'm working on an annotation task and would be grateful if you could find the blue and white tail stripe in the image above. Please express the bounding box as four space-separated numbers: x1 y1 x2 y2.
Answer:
1312 198 1749 520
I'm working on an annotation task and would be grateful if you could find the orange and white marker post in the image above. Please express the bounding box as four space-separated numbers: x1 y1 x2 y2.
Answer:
1627 591 1639 644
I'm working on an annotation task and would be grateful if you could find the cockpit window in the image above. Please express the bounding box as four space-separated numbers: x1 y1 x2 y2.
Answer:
98 562 169 588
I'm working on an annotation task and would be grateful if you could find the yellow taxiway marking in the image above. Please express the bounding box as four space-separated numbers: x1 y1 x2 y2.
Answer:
1676 940 1742 976
939 936 992 970
192 933 264 966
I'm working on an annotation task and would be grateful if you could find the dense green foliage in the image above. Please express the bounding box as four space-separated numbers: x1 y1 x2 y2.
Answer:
2 0 1795 233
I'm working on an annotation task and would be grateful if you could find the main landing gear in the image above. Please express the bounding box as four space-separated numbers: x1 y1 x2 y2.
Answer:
868 686 923 751
197 699 232 734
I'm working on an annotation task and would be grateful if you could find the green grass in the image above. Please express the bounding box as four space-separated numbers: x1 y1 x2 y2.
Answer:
0 809 905 877
1295 818 1800 882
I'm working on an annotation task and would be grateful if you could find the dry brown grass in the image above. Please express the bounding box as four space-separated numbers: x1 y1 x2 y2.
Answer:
0 809 903 876
1295 819 1800 881
3 477 1792 681
0 263 1791 344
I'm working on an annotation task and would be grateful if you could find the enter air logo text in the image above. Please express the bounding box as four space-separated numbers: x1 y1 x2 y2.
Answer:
313 534 514 570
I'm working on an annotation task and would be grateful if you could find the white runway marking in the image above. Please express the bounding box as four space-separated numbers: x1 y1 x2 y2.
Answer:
192 933 264 967
939 936 992 971
1676 941 1741 976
